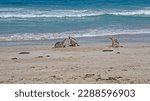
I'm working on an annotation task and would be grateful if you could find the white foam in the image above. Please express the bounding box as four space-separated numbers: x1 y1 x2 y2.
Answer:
111 9 150 16
0 8 103 18
0 28 150 41
0 8 150 18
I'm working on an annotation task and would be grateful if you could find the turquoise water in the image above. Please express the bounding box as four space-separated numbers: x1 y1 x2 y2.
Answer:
0 0 150 43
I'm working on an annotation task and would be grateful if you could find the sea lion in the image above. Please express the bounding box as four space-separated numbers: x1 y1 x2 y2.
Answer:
54 38 67 48
109 37 120 48
68 36 79 47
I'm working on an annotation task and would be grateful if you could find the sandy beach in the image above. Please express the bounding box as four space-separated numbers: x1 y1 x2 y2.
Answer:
0 43 150 84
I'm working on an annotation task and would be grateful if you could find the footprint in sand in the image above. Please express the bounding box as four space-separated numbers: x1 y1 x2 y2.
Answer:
108 67 113 71
102 49 113 52
0 81 4 83
46 55 50 57
19 52 30 54
11 58 18 60
51 75 62 80
83 74 95 80
107 76 123 81
122 69 128 71
95 74 102 82
71 77 77 80
30 66 36 69
116 52 121 54
37 56 44 58
11 58 20 62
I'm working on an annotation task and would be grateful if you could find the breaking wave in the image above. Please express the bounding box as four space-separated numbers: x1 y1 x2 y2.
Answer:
0 8 150 18
0 28 150 41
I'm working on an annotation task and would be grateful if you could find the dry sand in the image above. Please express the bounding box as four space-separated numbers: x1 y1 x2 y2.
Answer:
0 43 150 84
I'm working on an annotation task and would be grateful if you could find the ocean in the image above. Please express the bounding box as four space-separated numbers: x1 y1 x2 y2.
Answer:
0 0 150 46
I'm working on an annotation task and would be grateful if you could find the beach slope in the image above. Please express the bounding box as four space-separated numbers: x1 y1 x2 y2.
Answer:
0 44 150 84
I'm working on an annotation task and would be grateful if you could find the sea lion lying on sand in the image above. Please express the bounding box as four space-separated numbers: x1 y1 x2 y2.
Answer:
54 38 67 48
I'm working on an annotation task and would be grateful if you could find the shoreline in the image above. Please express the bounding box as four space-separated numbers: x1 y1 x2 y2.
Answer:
0 33 150 47
0 42 150 84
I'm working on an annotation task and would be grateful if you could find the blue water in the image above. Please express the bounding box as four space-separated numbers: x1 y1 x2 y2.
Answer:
0 0 150 42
